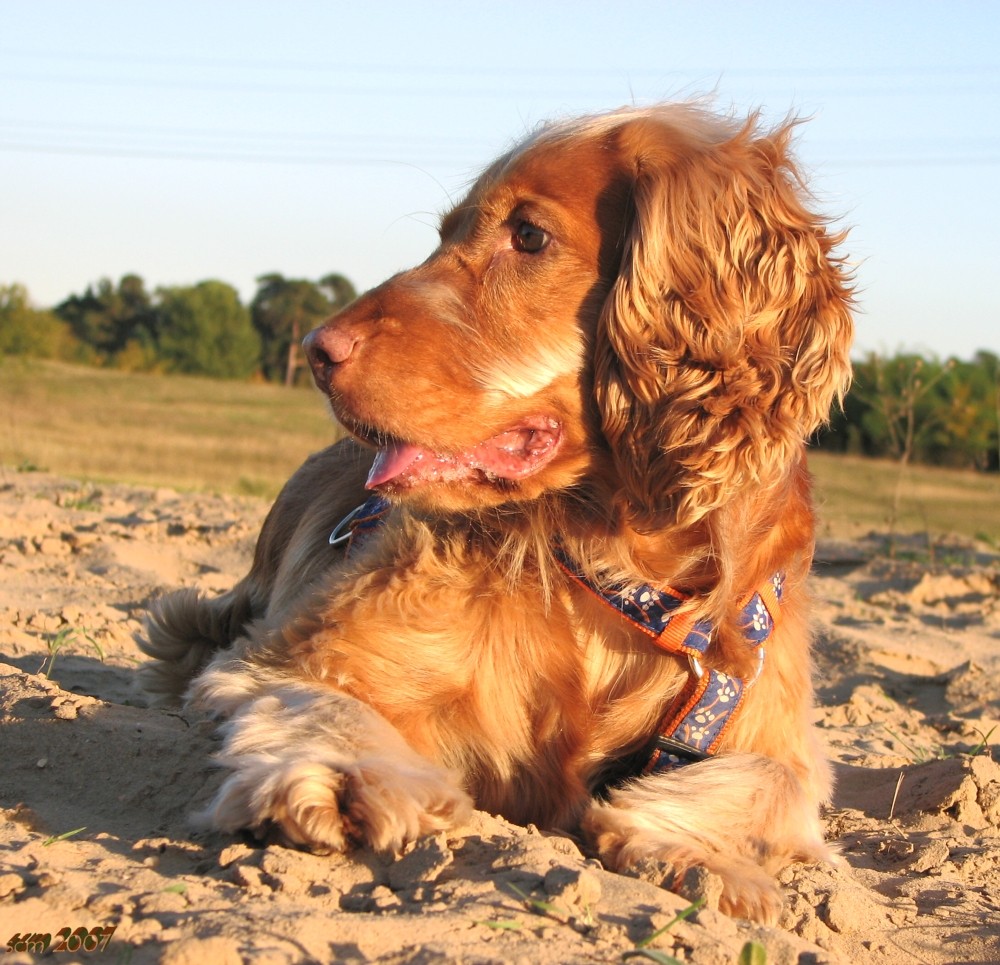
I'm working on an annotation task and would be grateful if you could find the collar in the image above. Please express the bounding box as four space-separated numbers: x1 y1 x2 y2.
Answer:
331 497 783 773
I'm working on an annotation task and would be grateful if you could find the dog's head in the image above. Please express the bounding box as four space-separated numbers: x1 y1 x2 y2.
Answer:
305 104 853 523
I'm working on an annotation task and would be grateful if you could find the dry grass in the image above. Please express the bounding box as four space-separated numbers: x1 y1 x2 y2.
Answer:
2 359 998 545
0 358 340 498
810 451 1000 546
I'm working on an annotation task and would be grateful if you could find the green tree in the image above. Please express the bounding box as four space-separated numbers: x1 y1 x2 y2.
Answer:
156 281 261 379
0 283 79 359
55 274 156 364
976 350 1000 472
924 357 996 469
251 273 356 385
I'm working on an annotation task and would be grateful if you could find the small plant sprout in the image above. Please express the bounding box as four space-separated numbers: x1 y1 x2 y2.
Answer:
42 826 87 846
623 898 705 963
475 919 523 932
967 725 996 758
505 882 593 927
884 726 940 765
39 625 104 678
738 941 768 965
622 949 686 964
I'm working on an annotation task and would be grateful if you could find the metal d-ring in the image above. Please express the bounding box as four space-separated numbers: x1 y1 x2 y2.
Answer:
328 502 366 546
687 647 766 686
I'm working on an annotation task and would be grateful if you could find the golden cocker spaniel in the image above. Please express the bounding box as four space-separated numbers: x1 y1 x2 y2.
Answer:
141 102 854 922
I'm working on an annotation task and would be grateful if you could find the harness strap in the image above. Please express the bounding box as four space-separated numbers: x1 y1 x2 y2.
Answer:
644 665 751 771
556 552 784 771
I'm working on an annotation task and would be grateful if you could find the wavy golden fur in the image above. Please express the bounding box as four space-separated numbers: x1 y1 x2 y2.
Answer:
140 102 853 922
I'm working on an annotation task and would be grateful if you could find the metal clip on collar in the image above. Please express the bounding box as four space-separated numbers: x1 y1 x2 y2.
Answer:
329 503 366 546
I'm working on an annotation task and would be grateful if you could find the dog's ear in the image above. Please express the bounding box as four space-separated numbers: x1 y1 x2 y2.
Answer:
594 112 854 528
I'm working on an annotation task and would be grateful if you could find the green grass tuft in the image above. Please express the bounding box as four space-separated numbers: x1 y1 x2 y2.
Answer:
738 941 768 965
40 625 104 679
42 826 87 846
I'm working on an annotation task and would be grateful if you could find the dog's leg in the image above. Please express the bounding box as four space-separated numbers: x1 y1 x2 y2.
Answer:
581 752 830 923
189 659 473 852
584 591 832 924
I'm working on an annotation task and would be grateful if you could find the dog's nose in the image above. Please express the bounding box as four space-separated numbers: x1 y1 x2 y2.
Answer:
303 325 360 389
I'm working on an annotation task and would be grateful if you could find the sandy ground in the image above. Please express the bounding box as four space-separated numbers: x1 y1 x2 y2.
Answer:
1 467 998 965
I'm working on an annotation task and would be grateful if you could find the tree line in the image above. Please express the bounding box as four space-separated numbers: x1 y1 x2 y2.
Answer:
816 351 1000 472
2 275 998 472
0 272 356 385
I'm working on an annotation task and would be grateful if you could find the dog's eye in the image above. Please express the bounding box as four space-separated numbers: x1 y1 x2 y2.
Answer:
512 221 550 254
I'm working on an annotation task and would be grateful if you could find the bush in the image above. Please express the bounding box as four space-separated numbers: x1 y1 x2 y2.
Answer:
0 284 81 360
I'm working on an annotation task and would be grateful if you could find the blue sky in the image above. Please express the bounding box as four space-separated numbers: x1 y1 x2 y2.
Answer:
1 0 997 360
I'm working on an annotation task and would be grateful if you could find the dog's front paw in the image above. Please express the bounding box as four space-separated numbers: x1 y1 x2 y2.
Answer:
582 804 783 924
204 751 472 854
347 755 473 852
193 678 474 854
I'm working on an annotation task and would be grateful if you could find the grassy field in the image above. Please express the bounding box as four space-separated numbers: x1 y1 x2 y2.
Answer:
809 451 999 546
0 358 340 497
2 358 998 544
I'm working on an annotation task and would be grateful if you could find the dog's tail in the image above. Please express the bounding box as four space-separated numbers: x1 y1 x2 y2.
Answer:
137 581 260 705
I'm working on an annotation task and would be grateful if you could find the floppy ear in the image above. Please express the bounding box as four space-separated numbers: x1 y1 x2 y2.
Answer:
594 111 854 528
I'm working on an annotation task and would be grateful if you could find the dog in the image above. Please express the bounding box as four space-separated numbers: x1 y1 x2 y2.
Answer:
140 102 854 923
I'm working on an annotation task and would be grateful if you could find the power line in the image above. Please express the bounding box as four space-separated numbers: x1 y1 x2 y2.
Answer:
2 57 998 102
0 139 474 169
0 117 482 150
3 116 994 155
828 156 1000 168
1 47 998 80
3 71 997 102
1 137 997 169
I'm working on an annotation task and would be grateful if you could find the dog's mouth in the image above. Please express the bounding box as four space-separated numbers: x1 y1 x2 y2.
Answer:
362 417 563 491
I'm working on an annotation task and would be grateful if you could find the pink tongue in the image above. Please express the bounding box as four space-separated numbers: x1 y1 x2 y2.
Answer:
366 442 426 489
365 419 561 490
